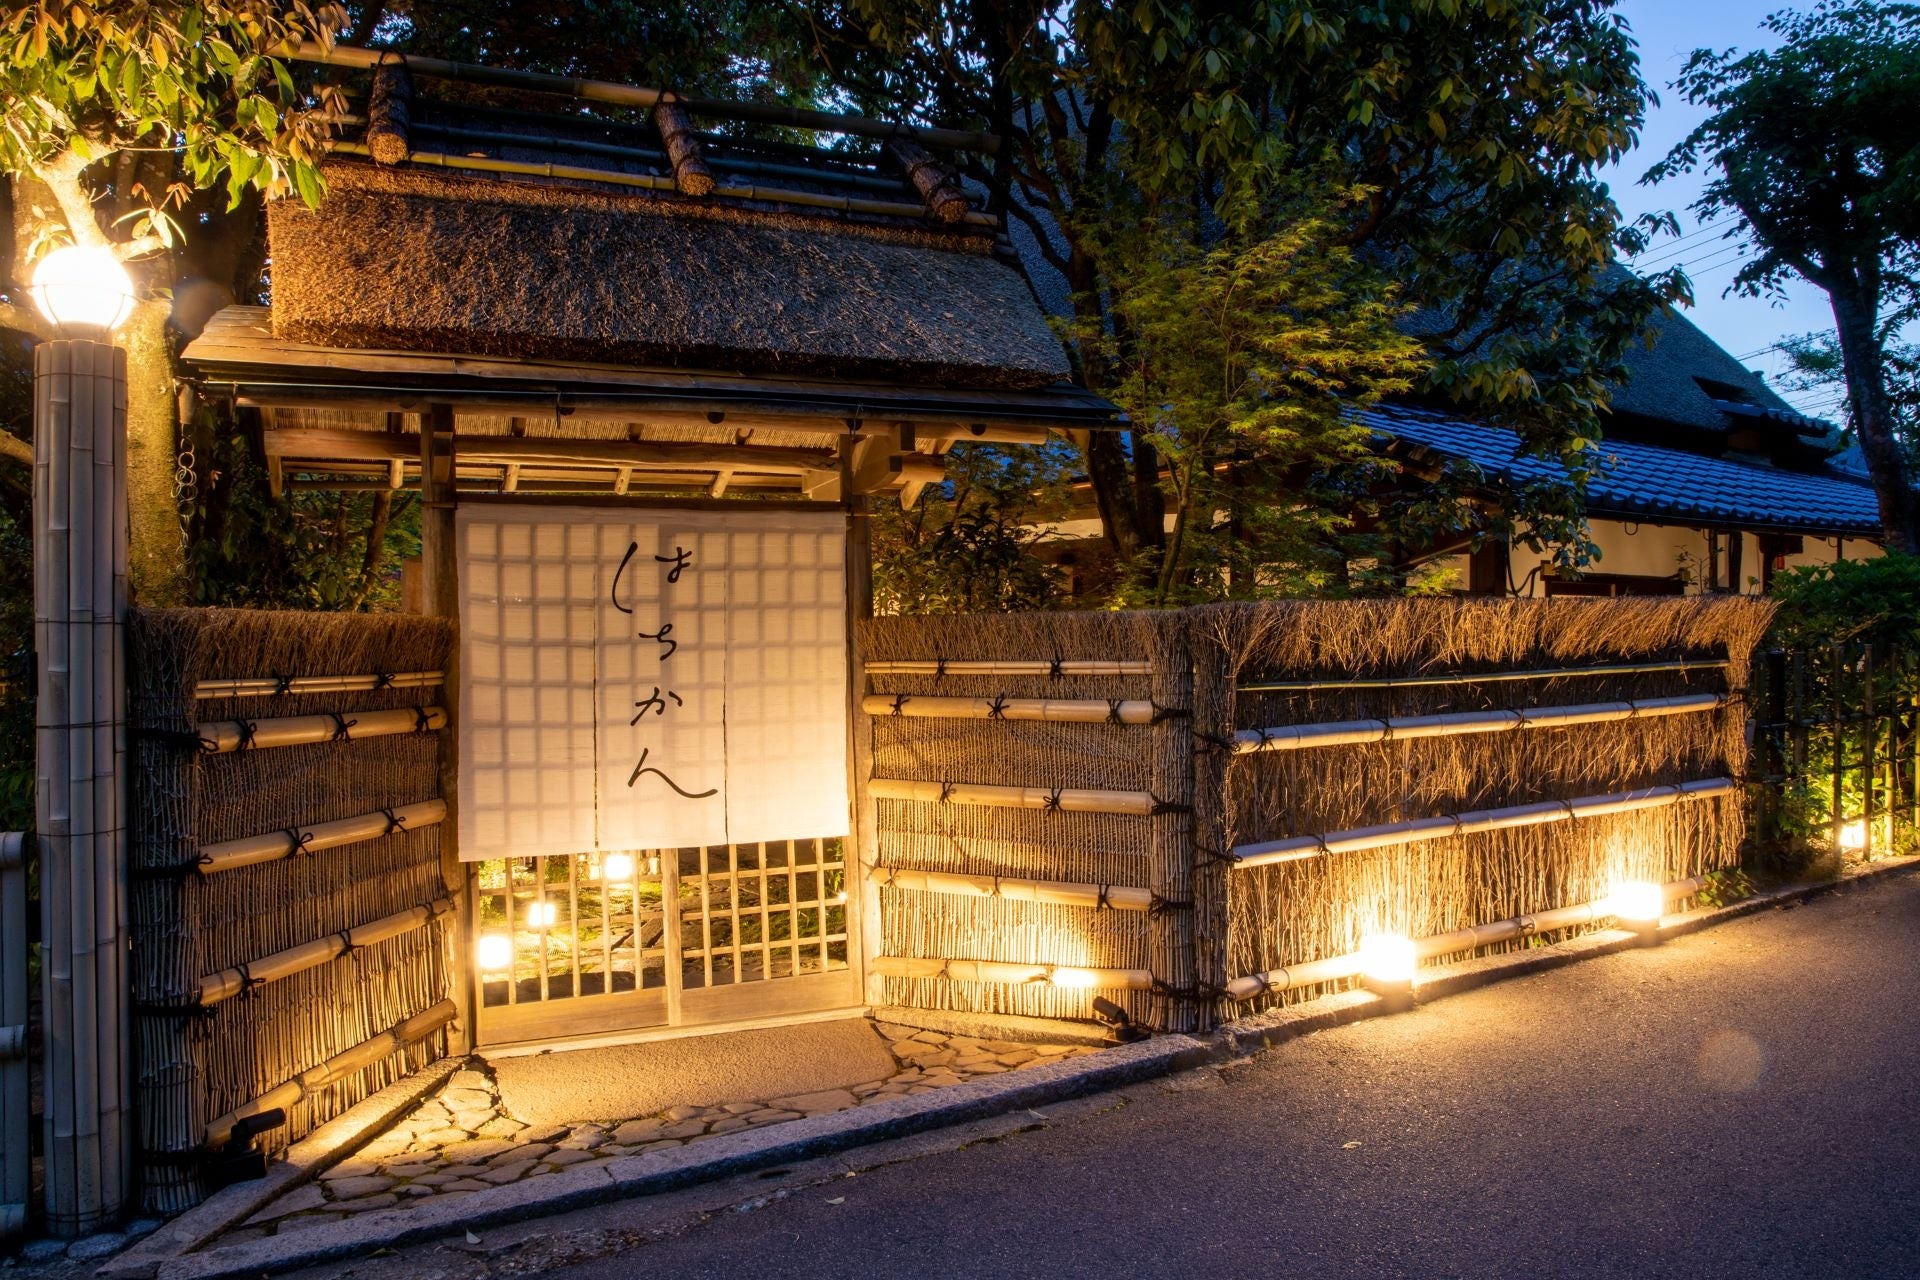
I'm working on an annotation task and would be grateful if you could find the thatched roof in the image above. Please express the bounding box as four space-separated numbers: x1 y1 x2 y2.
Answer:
267 162 1072 391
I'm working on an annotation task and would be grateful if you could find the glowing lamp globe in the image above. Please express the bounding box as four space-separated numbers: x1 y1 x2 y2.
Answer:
1357 933 1417 987
602 852 636 882
30 245 135 333
1839 821 1867 851
1606 880 1666 926
524 900 558 929
475 933 513 974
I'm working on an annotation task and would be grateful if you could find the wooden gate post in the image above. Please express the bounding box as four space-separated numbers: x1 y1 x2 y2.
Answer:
422 404 472 1054
33 339 133 1235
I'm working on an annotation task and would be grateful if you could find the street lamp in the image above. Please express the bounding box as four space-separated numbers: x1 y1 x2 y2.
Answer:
29 244 135 334
30 242 135 1235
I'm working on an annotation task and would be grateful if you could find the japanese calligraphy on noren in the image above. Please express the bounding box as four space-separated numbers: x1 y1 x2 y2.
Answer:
622 541 715 801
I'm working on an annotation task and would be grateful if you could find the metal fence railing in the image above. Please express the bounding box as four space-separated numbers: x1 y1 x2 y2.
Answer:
1750 645 1919 862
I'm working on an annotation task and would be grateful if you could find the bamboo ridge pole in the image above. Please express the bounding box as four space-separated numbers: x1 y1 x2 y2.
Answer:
195 706 446 754
652 99 714 195
193 899 453 1006
868 864 1152 911
885 137 969 222
195 800 447 875
1229 778 1736 868
870 955 1154 991
1233 692 1726 754
867 778 1169 817
863 660 1152 677
860 694 1158 725
203 1000 458 1149
1237 658 1730 693
364 61 412 165
325 143 1000 228
1223 877 1707 1001
194 670 443 699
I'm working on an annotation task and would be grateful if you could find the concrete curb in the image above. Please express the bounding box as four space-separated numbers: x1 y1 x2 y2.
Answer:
138 855 1920 1280
100 1059 462 1280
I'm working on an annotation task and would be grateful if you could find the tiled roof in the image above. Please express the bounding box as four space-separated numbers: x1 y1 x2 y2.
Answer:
1364 402 1883 537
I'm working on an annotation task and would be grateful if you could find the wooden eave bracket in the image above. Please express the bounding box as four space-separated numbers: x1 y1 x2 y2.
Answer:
849 424 944 506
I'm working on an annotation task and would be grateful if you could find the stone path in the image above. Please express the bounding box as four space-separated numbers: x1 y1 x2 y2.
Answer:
218 1021 1095 1243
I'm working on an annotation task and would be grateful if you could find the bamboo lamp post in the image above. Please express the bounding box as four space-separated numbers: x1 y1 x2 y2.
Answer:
29 246 136 1237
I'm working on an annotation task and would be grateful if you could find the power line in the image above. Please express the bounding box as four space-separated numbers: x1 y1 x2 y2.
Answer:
1627 215 1738 265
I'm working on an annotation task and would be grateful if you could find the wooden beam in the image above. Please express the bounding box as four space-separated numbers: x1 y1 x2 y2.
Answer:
264 427 834 474
653 99 715 195
708 469 732 498
886 138 969 222
365 61 413 164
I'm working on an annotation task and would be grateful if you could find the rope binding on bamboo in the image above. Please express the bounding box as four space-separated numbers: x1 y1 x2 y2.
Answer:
194 705 446 754
1231 692 1727 754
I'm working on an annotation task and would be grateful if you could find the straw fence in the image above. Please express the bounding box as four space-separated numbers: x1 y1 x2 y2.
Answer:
859 597 1772 1034
127 609 456 1213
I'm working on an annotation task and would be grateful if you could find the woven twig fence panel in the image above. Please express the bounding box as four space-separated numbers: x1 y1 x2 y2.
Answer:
1196 597 1775 1019
128 609 455 1214
859 611 1200 1030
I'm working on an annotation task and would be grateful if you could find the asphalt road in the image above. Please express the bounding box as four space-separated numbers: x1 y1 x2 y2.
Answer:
548 871 1920 1280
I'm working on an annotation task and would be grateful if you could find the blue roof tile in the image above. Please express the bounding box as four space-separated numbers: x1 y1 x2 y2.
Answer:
1362 402 1883 537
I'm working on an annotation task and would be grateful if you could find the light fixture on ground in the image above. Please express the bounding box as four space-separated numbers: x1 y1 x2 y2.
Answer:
1047 966 1099 989
1606 880 1666 937
524 900 559 929
1839 821 1867 852
1357 932 1417 1001
602 852 635 882
476 934 513 974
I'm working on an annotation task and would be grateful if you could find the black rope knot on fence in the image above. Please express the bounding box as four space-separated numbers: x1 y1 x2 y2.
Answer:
1043 788 1065 814
411 705 434 734
1048 654 1065 679
380 808 408 837
932 656 948 681
937 780 957 805
1148 796 1191 816
1106 699 1126 725
270 671 294 697
1096 884 1112 910
372 671 395 691
327 712 357 744
986 693 1008 720
238 962 267 995
284 827 315 856
1148 895 1194 916
1192 730 1237 756
889 693 911 716
229 720 259 753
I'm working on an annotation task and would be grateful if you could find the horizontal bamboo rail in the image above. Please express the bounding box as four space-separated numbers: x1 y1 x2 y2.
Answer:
871 955 1154 991
864 660 1152 677
1230 778 1737 868
1223 877 1706 1000
861 694 1157 725
194 670 443 699
327 142 999 227
1238 658 1729 693
1233 692 1726 754
868 778 1164 816
197 800 448 875
204 1000 459 1149
194 899 454 1006
196 706 446 754
869 864 1153 912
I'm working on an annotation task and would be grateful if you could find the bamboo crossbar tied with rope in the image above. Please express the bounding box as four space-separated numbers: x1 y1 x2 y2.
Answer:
193 670 443 699
869 864 1153 912
193 899 454 1007
203 1000 458 1149
1232 692 1726 754
1222 876 1706 1000
1237 657 1730 694
867 778 1169 817
1229 778 1737 868
195 706 446 754
861 694 1158 725
870 955 1154 991
195 800 447 875
863 660 1152 677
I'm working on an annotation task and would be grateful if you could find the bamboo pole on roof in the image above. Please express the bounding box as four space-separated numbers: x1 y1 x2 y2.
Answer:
867 778 1165 816
194 705 446 753
886 138 969 222
1229 777 1737 869
1222 876 1708 1001
859 694 1157 724
863 659 1152 677
652 100 714 196
868 864 1152 911
1232 692 1727 754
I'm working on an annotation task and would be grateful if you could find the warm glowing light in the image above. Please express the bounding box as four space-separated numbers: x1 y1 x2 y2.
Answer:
1357 933 1417 986
30 245 135 332
1839 821 1867 851
1606 880 1666 925
1049 966 1100 989
833 890 849 904
524 900 559 929
476 933 513 973
603 853 636 882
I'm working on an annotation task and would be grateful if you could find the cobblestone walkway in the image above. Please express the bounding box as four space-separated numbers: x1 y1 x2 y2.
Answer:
225 1021 1095 1241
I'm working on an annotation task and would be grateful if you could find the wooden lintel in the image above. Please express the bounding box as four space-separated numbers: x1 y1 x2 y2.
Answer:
264 427 833 474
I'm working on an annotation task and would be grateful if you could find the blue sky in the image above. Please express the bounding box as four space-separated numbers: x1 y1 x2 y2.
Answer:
1600 0 1840 420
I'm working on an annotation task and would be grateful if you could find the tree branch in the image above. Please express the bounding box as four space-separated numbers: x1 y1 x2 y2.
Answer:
0 297 51 340
0 427 33 468
29 150 111 249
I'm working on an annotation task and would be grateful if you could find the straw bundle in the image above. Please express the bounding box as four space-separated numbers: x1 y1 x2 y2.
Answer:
128 608 455 1212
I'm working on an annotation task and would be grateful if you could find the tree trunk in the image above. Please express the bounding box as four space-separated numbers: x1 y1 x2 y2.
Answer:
349 490 395 610
120 299 189 605
1830 286 1920 554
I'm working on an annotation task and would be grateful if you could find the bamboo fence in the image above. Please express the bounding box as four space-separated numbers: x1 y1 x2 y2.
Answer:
127 609 455 1213
1 832 26 1244
858 597 1774 1034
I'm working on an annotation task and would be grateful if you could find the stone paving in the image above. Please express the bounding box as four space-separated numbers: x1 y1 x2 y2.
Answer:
218 1021 1095 1243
